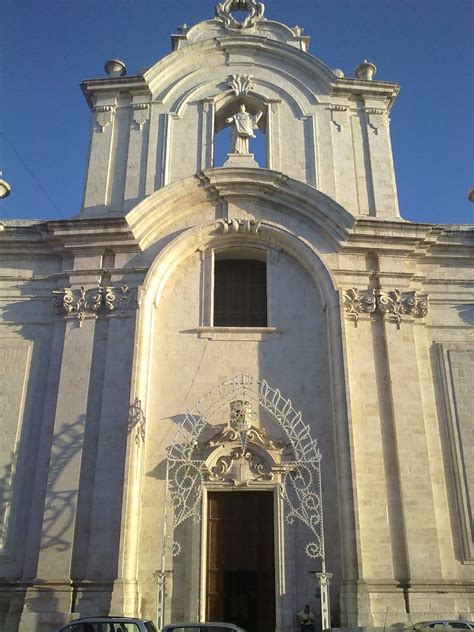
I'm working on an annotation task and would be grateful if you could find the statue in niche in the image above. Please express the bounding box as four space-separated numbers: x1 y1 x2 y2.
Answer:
226 104 263 155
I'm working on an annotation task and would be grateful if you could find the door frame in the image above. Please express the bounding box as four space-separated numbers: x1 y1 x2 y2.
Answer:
199 484 292 632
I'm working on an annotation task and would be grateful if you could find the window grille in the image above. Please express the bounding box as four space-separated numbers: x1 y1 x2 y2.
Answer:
214 259 267 327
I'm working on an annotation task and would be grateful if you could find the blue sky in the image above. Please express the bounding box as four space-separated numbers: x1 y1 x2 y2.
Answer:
0 0 472 224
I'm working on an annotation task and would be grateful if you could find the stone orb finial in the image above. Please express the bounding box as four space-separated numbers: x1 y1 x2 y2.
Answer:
104 58 127 78
355 59 377 81
334 68 345 78
0 178 11 199
468 189 474 202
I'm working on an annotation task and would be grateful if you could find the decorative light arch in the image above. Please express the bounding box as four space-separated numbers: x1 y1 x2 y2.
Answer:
158 374 332 629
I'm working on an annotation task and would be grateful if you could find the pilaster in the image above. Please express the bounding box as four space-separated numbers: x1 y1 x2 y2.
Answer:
383 317 443 580
82 98 117 215
363 98 400 218
124 99 151 211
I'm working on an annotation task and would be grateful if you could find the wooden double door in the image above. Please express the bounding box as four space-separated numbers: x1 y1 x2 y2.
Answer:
206 491 276 632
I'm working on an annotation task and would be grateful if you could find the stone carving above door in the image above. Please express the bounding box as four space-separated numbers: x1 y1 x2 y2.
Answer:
208 446 273 485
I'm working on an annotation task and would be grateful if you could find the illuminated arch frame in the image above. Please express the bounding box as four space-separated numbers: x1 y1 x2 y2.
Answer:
165 374 324 561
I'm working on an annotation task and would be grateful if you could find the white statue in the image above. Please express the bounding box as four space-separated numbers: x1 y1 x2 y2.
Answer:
226 104 263 155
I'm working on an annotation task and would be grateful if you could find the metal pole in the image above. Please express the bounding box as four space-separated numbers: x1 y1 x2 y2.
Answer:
154 571 167 630
316 563 333 630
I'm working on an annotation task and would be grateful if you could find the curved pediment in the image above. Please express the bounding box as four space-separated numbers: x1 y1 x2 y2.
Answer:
144 35 338 105
125 167 355 251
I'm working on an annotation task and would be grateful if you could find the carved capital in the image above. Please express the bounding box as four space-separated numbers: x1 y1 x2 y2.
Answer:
218 217 261 235
343 288 429 328
52 284 139 325
228 74 255 97
377 290 429 328
95 105 115 132
133 103 149 130
342 288 376 326
215 0 265 30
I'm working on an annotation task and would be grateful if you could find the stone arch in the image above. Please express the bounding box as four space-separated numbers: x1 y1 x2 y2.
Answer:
121 192 358 614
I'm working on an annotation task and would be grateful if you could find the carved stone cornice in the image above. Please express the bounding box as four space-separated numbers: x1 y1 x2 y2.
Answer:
218 217 262 235
52 284 138 325
215 0 265 30
343 288 429 328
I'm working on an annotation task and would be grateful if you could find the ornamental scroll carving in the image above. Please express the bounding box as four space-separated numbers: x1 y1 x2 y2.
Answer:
377 290 429 328
52 284 138 325
208 447 273 485
218 217 261 234
342 288 429 328
228 74 255 97
342 288 377 326
215 0 265 30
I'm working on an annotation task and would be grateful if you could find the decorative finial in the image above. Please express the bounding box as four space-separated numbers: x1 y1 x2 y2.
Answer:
355 59 377 81
468 189 474 202
215 0 265 30
0 178 11 199
104 58 127 78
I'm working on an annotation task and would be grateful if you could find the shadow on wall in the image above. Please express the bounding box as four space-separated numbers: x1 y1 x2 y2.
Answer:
0 416 87 554
454 303 474 326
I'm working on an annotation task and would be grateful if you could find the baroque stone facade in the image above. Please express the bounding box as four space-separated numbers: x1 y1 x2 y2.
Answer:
0 2 473 631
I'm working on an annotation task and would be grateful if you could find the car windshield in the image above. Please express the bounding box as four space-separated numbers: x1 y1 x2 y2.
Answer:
62 624 141 632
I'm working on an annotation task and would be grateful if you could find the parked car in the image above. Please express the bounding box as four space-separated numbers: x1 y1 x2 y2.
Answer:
55 617 158 632
415 622 474 630
162 624 246 632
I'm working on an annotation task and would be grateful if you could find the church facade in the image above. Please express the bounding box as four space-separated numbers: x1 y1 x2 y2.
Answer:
0 2 473 631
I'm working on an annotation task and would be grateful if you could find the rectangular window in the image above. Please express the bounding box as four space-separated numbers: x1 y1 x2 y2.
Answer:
214 259 267 327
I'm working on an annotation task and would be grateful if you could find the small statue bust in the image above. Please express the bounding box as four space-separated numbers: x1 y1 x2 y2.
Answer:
226 104 263 155
230 400 253 432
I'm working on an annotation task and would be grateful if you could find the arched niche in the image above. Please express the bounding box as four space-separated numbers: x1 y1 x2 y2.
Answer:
214 94 268 134
214 93 268 167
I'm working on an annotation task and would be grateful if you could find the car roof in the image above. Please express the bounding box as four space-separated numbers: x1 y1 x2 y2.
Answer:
416 622 474 627
163 625 243 630
65 617 148 623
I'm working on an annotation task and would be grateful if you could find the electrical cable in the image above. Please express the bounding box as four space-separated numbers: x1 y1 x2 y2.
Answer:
0 131 66 219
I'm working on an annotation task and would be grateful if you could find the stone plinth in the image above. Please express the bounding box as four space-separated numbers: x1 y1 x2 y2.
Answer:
223 152 260 168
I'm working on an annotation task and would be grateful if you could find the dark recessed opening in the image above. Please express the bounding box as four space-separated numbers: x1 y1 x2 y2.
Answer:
214 259 267 327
